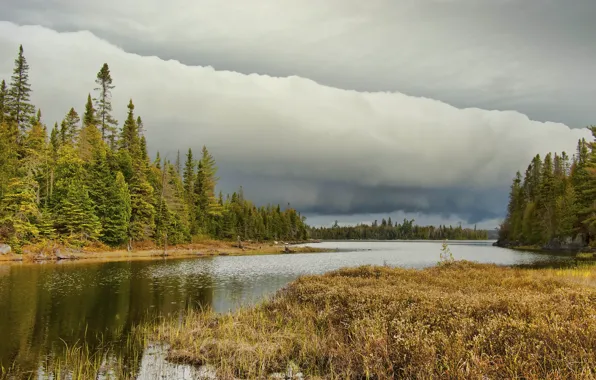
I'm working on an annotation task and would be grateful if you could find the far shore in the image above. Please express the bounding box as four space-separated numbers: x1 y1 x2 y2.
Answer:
0 240 332 265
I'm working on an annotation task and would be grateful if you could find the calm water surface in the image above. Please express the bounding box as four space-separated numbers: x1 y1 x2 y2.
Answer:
0 240 576 374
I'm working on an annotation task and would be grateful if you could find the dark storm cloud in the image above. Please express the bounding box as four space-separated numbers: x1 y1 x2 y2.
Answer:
1 0 595 127
0 17 592 226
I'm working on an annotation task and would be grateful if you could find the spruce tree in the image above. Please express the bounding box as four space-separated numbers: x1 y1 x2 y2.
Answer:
194 146 223 234
0 121 19 198
0 175 40 249
175 150 181 175
120 99 139 151
0 80 7 124
52 145 101 243
580 126 596 238
94 63 118 147
121 100 155 243
7 45 35 132
83 94 97 127
60 108 81 145
183 148 194 197
102 172 131 246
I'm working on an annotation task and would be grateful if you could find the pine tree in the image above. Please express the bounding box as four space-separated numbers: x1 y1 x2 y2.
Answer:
52 145 101 243
194 147 223 235
0 121 19 198
580 126 596 239
183 148 194 198
83 94 97 127
0 80 7 124
94 63 118 147
137 116 144 136
175 150 181 175
38 205 56 240
102 172 131 246
0 175 40 249
539 153 556 242
120 99 139 151
121 100 155 244
7 45 35 132
60 108 80 145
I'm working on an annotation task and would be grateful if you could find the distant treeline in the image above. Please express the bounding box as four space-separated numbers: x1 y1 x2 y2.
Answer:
499 128 596 247
0 45 308 251
309 218 489 240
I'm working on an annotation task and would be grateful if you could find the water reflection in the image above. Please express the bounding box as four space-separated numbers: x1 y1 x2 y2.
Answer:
0 240 587 375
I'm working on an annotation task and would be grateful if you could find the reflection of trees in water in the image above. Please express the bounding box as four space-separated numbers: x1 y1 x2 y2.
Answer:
0 259 215 374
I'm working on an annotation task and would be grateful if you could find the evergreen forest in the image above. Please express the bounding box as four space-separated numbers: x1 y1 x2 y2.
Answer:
309 218 489 240
499 128 596 247
0 45 310 252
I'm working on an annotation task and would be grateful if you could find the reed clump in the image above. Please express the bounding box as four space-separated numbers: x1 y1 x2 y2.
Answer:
155 261 596 379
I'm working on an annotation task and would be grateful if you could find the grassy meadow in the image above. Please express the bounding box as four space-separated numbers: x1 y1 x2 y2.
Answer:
154 261 596 379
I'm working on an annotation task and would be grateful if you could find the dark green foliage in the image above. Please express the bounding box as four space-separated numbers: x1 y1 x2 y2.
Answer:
0 80 7 124
52 145 101 243
83 94 97 127
60 108 80 145
500 129 596 246
101 172 131 246
310 219 489 240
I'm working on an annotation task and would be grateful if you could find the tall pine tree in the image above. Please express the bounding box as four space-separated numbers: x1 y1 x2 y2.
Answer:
7 45 35 132
94 63 118 148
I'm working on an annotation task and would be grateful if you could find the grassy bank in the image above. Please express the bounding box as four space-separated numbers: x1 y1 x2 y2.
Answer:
0 240 331 264
152 261 596 379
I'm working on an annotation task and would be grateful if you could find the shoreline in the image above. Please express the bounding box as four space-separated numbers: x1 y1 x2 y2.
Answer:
0 240 332 265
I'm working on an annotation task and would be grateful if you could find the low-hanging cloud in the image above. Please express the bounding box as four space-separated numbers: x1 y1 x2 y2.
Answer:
2 0 596 127
0 22 591 226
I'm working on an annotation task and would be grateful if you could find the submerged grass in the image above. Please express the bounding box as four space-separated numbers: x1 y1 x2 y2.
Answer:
153 261 596 379
1 326 148 380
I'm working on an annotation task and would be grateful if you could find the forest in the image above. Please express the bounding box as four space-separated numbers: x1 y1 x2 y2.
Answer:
0 45 309 252
499 128 596 247
309 218 489 240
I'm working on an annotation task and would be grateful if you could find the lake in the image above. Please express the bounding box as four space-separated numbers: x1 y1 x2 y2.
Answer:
0 240 576 376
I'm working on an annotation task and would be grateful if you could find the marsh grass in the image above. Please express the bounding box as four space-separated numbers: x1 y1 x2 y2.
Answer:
1 326 148 380
154 261 596 379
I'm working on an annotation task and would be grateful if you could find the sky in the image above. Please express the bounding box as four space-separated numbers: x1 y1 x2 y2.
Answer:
0 1 594 229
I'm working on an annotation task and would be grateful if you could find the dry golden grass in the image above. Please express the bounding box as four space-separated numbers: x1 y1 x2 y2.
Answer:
154 261 596 379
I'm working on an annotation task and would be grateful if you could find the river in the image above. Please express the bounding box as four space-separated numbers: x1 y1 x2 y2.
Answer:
0 240 576 376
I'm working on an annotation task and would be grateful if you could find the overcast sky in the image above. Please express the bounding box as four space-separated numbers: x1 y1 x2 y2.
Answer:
0 1 593 228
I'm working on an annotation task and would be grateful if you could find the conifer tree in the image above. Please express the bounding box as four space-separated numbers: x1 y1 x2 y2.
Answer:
580 126 596 237
539 153 556 242
102 172 131 246
0 175 40 249
94 63 118 147
0 121 19 198
183 148 194 198
7 45 35 132
120 99 139 151
52 145 101 243
0 80 7 124
60 108 81 145
83 94 97 127
194 147 223 234
175 150 181 175
37 205 56 240
121 100 155 244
